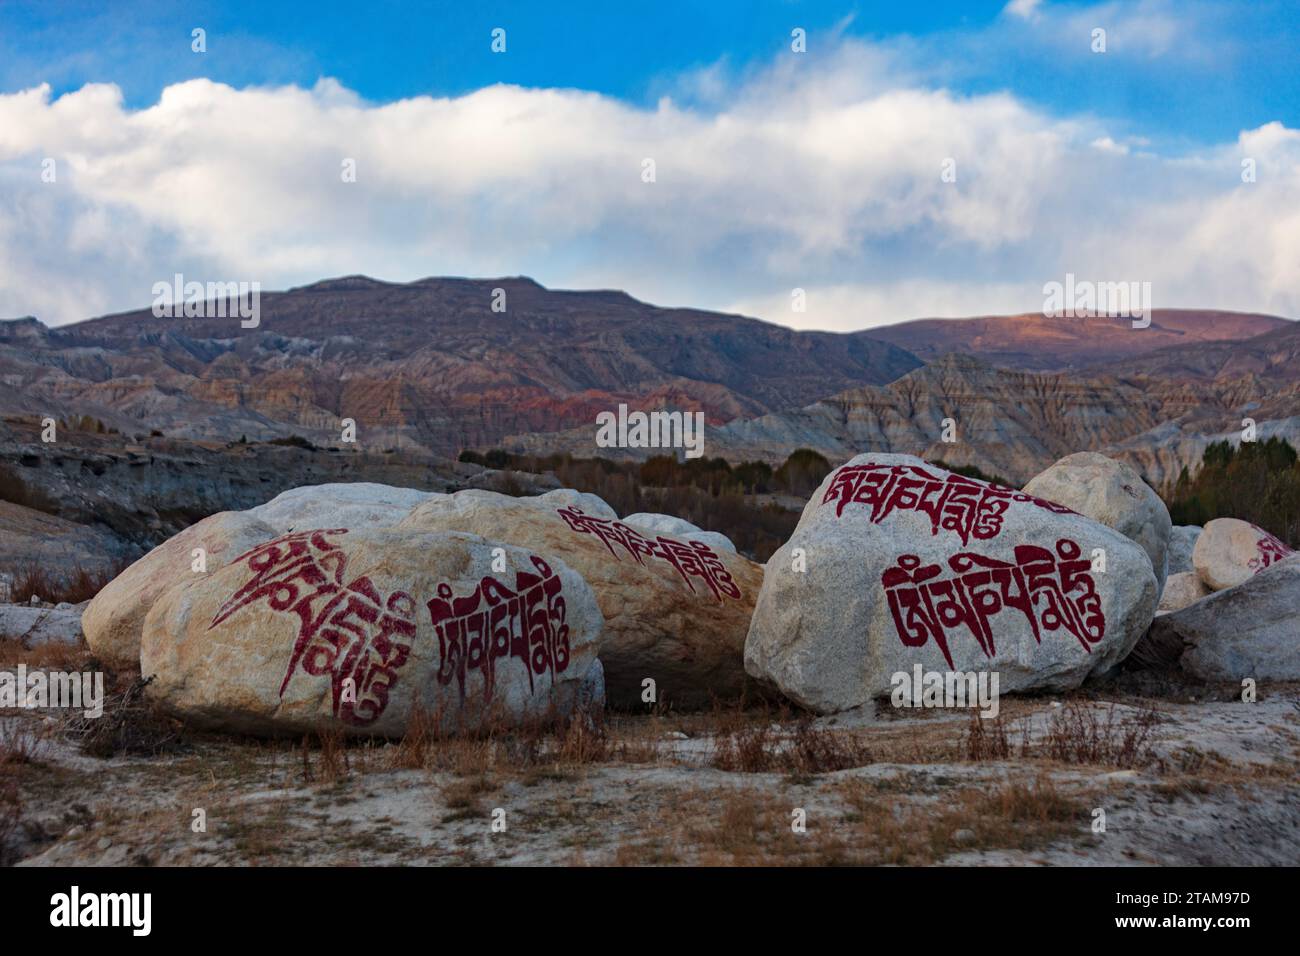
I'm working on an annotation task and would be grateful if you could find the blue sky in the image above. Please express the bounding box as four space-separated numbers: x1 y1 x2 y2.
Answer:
5 0 1297 147
1 0 1298 328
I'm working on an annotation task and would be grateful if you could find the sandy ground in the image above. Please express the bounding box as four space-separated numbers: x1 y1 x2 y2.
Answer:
3 653 1298 867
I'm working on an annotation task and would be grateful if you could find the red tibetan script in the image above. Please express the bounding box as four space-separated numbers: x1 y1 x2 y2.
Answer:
1248 527 1294 574
821 462 1076 545
555 507 742 601
427 554 571 705
881 538 1105 669
212 529 416 726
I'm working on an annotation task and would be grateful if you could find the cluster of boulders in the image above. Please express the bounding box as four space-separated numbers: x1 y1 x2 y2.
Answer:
1144 516 1298 678
82 484 761 735
77 452 1298 736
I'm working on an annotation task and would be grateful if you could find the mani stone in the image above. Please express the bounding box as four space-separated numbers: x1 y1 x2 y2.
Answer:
399 490 762 709
82 510 277 666
744 453 1159 713
1022 452 1172 594
1192 517 1295 592
140 528 604 737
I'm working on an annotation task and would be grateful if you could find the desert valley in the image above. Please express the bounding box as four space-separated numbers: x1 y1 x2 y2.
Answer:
1 279 1298 868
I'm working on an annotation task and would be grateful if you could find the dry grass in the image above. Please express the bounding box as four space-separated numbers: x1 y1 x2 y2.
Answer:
1 561 122 605
1043 702 1160 767
840 774 1086 864
61 676 188 758
0 719 49 766
383 701 613 778
962 702 1160 769
301 727 351 784
0 636 98 672
712 718 874 776
440 775 498 823
0 720 49 867
963 712 1023 761
644 774 1089 866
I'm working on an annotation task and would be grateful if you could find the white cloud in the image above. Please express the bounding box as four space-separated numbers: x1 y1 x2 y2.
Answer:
0 36 1297 330
1003 0 1044 20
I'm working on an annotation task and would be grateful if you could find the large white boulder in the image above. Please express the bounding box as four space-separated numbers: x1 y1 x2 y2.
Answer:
141 528 604 736
1192 517 1295 592
82 511 277 665
400 491 762 708
1023 452 1172 593
745 454 1159 713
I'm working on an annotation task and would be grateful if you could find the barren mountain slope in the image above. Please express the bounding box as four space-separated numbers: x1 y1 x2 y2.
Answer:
860 309 1290 372
0 277 921 456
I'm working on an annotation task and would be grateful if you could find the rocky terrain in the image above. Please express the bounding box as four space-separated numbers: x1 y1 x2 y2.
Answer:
6 681 1299 867
2 451 1298 867
505 353 1300 486
3 279 1296 489
0 415 562 579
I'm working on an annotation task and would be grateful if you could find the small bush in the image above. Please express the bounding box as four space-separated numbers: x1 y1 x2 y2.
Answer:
712 718 872 774
4 562 121 605
63 676 187 758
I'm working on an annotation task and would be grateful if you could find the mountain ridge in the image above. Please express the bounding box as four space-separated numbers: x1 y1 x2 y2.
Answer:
2 278 1295 483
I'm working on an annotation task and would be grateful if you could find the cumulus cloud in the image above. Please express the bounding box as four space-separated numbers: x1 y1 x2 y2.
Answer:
0 35 1297 330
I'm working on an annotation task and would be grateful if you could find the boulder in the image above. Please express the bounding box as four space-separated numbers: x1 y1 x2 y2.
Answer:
400 491 762 708
1156 571 1210 615
1023 452 1172 592
529 489 618 520
745 454 1159 713
245 482 442 534
1167 525 1201 575
1147 555 1300 681
1192 517 1295 592
0 604 84 646
82 511 277 665
141 528 603 736
622 513 737 553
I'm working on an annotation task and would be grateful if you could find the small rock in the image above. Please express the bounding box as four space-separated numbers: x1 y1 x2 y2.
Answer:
1192 517 1294 592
